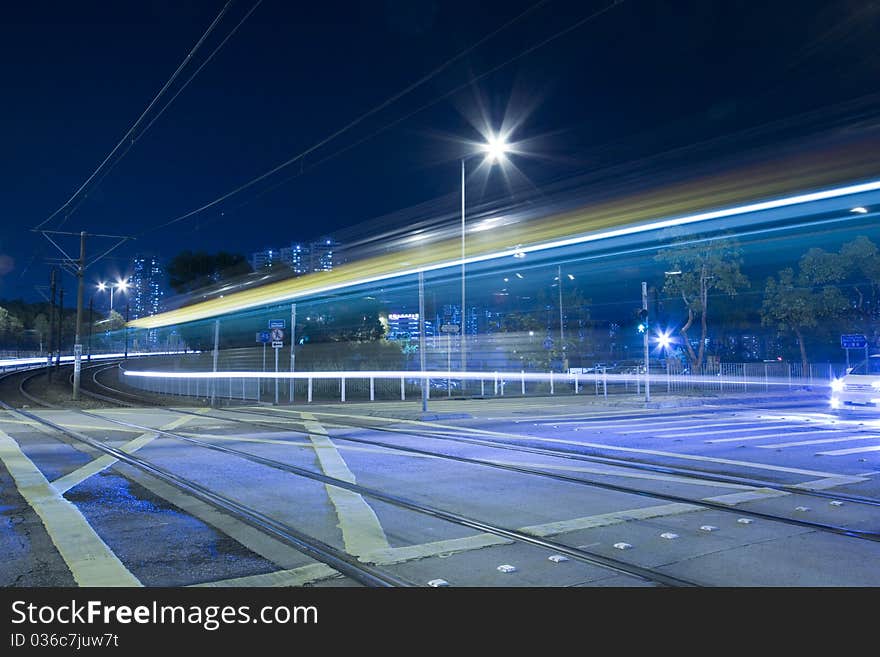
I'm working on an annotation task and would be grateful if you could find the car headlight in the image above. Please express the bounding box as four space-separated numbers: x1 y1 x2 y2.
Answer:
831 379 844 391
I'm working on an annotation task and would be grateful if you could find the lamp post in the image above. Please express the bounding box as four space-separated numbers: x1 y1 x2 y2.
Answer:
97 279 129 314
460 134 509 379
553 268 575 372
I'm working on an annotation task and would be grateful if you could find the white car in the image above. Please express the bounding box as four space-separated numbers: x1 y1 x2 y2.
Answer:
831 355 880 409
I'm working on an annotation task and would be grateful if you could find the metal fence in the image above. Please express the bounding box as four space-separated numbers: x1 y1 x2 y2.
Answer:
118 357 844 404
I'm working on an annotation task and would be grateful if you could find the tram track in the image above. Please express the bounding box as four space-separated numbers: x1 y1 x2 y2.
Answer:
1 370 700 587
184 405 880 542
27 368 880 543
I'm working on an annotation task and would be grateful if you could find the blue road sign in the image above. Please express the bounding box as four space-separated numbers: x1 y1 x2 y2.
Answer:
269 319 285 329
256 331 270 343
841 334 867 349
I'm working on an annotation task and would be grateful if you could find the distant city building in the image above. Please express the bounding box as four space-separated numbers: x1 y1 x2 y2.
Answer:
129 255 164 321
310 238 339 272
129 254 164 347
280 243 310 275
386 312 420 341
250 247 280 271
251 237 342 275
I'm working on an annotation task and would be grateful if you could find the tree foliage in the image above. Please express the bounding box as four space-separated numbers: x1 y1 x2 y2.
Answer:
760 251 849 369
656 236 749 368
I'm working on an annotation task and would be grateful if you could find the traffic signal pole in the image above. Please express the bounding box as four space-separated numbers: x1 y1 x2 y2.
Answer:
72 232 86 401
642 281 650 402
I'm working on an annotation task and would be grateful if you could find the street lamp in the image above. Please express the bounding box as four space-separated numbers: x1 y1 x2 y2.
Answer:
97 279 129 313
552 267 575 372
460 132 510 376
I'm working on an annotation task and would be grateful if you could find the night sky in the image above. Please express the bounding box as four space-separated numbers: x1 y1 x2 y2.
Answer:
3 0 879 301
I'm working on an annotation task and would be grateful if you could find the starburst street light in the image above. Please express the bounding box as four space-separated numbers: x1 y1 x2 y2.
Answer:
481 134 510 163
96 279 129 313
459 131 515 376
653 329 674 352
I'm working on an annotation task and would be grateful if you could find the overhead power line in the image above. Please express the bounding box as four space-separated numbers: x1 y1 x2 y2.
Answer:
140 0 554 237
34 0 237 231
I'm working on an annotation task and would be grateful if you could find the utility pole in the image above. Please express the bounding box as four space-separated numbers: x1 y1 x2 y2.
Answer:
87 296 94 362
642 281 650 402
33 229 132 398
72 232 86 400
460 159 467 380
56 288 64 370
48 269 56 379
419 272 428 414
124 304 129 359
558 265 565 372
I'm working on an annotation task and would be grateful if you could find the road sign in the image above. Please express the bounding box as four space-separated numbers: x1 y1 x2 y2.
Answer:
270 328 284 342
841 334 867 349
256 331 270 343
272 341 283 349
440 324 459 333
269 319 285 329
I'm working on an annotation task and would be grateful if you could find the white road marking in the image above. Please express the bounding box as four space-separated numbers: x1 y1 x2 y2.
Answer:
278 408 847 478
618 420 796 434
300 412 390 557
702 489 789 505
654 427 847 439
757 435 880 449
191 562 339 587
52 414 199 494
364 502 703 565
816 445 880 456
0 429 141 586
792 475 868 490
706 430 853 443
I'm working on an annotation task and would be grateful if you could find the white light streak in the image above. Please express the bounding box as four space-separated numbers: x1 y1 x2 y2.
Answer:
131 178 880 328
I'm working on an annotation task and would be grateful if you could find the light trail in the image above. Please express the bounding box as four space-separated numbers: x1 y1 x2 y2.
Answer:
123 368 833 389
128 173 880 330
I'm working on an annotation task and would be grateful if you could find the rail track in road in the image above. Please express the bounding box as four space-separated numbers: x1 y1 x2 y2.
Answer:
180 405 880 542
0 368 701 587
6 366 879 585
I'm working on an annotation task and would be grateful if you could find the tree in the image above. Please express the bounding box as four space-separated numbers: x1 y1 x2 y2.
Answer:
839 236 880 325
33 313 50 353
166 251 252 294
0 306 24 349
656 236 749 369
760 249 849 370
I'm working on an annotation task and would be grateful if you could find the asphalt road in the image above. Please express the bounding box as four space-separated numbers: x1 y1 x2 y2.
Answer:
2 392 879 587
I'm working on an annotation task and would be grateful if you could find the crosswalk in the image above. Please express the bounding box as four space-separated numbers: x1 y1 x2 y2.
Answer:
532 407 880 459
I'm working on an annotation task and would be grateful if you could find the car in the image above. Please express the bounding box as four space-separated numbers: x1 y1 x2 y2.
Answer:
830 355 880 409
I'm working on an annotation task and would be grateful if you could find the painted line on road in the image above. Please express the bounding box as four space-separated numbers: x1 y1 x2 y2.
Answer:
816 445 880 456
660 427 847 439
51 413 203 494
792 475 869 490
300 412 390 557
706 429 854 443
191 562 340 587
486 459 752 489
274 407 847 478
542 414 718 428
756 435 880 449
0 428 141 586
364 502 703 565
178 430 436 459
702 488 789 505
614 420 797 434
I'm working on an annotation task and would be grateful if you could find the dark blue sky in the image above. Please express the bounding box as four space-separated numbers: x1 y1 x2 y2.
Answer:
2 0 878 300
